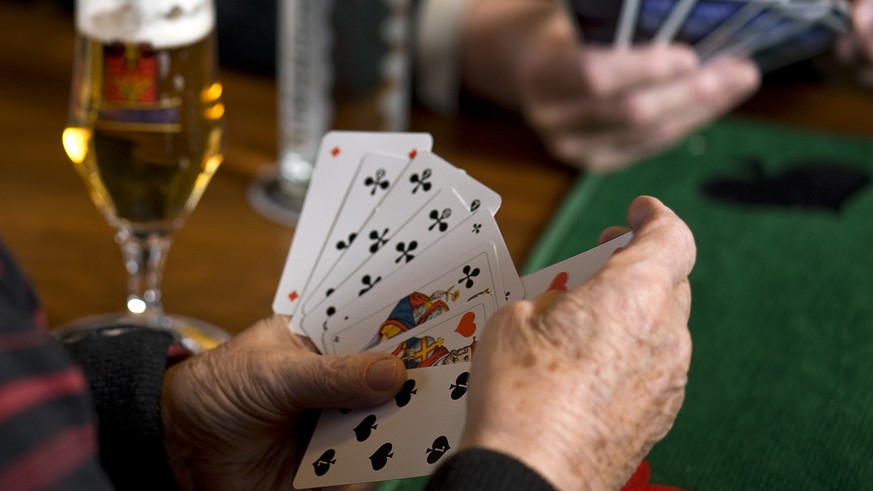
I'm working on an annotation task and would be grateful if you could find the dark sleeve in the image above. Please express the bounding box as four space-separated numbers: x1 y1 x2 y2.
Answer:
63 326 182 491
425 449 556 491
0 238 113 490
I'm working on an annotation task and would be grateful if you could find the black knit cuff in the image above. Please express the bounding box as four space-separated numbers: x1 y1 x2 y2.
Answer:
425 448 556 491
63 325 182 491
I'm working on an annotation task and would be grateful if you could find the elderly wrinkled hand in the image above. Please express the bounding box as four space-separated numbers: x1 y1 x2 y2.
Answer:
160 316 408 491
514 14 760 172
459 196 697 491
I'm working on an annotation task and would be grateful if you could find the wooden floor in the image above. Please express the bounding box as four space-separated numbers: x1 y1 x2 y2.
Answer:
2 1 872 334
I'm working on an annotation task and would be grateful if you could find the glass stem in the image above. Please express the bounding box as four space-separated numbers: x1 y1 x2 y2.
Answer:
115 228 172 322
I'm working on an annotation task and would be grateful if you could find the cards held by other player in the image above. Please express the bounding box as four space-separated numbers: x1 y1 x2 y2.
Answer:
564 0 850 73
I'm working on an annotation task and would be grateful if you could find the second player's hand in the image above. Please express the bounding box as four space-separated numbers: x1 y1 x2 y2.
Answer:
515 14 760 172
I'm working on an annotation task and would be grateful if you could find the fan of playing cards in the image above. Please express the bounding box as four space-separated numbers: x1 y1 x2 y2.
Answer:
564 0 850 73
270 131 630 487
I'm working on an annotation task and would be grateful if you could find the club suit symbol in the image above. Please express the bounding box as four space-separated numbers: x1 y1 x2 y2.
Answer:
369 443 394 471
353 414 378 442
702 157 870 212
395 378 418 407
450 372 470 400
312 449 337 476
426 436 451 464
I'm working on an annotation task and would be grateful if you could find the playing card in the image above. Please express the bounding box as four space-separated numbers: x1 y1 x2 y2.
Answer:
521 232 633 297
299 151 502 340
280 151 417 335
742 2 848 71
616 0 643 46
670 0 758 46
654 0 699 43
565 0 847 75
272 132 432 331
320 209 520 354
694 2 772 56
323 241 502 354
367 298 492 369
637 0 683 42
293 363 472 489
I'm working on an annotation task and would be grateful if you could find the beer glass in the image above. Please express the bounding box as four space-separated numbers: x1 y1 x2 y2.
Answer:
58 0 229 352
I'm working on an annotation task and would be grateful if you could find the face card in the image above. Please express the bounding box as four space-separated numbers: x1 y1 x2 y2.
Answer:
367 299 492 369
318 207 522 354
323 241 502 355
272 132 432 330
299 151 501 329
521 232 633 297
302 188 476 328
293 363 472 489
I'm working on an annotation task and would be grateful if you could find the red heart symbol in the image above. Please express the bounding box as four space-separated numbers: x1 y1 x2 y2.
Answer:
547 272 568 292
455 312 477 337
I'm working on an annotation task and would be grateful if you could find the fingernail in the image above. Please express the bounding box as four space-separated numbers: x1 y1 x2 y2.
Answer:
366 359 399 391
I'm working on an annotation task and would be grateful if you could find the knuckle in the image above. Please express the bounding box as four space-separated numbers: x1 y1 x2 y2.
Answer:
578 59 615 97
617 94 657 128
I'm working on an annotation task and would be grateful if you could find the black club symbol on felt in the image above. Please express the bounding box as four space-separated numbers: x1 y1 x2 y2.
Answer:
364 168 390 195
395 240 418 264
428 208 452 232
458 264 480 289
410 168 433 194
472 223 482 234
368 228 389 253
358 274 382 296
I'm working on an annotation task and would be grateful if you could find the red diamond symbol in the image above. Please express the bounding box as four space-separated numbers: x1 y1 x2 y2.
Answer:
331 146 341 157
408 148 417 160
288 290 299 301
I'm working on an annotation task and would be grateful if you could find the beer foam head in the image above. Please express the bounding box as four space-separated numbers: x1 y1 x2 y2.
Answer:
76 0 214 48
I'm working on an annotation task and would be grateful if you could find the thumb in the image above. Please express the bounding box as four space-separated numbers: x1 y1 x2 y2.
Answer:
282 353 408 410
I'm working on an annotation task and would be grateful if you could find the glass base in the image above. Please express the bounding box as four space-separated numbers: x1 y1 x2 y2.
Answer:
246 165 309 227
51 312 231 354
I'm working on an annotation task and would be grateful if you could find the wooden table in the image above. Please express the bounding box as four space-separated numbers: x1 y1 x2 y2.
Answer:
0 1 575 334
2 1 872 335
